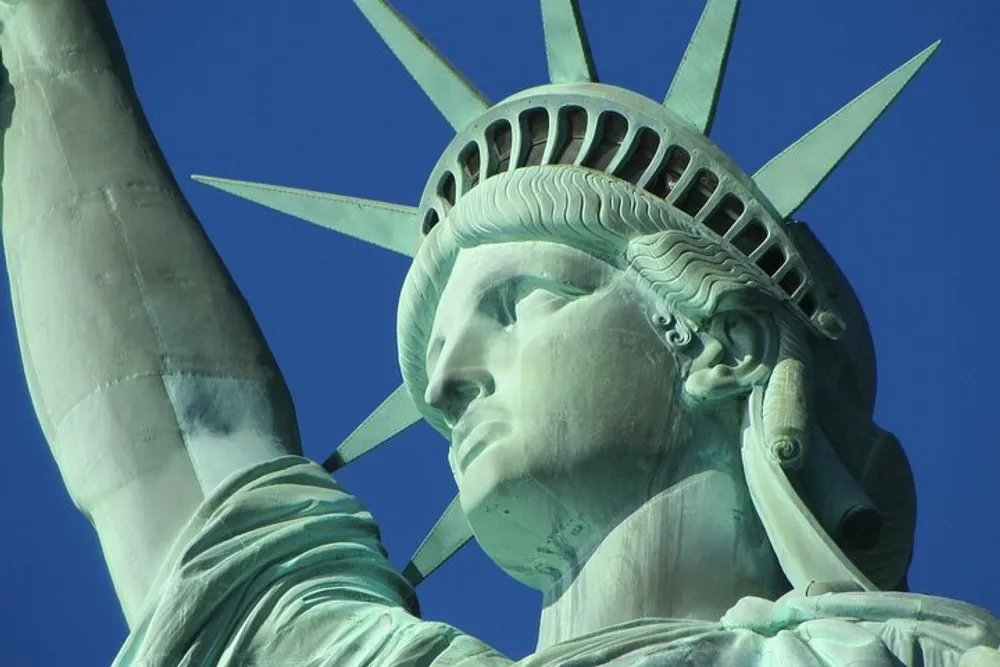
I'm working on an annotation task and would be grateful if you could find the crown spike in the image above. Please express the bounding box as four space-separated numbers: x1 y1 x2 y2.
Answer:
402 494 474 587
541 0 597 84
354 0 490 131
663 0 740 135
322 384 422 471
753 40 941 219
192 175 421 256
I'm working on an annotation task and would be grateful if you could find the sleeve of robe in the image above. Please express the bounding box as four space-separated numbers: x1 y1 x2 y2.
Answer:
112 456 514 667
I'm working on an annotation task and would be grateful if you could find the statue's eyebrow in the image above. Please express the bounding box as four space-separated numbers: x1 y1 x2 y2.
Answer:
482 274 592 304
518 251 612 294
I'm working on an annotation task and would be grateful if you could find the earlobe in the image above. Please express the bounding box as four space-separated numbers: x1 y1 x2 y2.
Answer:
682 311 776 404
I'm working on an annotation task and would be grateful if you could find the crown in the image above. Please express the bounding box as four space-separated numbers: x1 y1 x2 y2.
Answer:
193 0 938 588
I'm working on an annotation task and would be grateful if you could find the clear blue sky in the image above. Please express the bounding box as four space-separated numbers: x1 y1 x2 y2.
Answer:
1 1 997 664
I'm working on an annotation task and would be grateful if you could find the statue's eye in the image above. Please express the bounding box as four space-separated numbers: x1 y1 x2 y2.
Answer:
492 278 585 328
513 287 569 320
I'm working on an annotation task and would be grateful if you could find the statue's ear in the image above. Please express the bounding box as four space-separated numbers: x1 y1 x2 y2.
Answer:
682 309 778 404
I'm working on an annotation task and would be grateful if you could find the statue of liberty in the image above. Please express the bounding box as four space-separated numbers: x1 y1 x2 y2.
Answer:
1 0 998 664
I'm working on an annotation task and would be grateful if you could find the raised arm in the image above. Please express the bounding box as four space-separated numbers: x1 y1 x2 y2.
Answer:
0 0 301 624
0 5 513 663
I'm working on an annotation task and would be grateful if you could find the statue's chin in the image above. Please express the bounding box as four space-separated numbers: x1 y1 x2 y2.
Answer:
458 450 593 592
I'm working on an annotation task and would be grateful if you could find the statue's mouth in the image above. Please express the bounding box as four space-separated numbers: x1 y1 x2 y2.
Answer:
452 419 509 473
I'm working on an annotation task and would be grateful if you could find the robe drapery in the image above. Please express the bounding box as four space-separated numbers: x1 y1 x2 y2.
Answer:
114 457 1000 666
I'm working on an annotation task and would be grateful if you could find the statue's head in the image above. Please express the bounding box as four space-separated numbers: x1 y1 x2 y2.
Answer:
407 168 786 589
398 154 915 593
200 0 934 602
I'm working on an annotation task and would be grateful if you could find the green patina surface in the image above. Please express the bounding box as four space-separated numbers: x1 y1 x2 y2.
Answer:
1 1 998 665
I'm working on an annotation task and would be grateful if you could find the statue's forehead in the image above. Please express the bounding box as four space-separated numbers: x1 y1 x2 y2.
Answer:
429 241 616 338
441 241 615 301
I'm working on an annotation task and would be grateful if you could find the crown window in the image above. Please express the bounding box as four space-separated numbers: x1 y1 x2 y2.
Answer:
439 171 457 207
489 120 514 175
798 291 818 317
731 218 767 256
703 194 744 236
756 244 786 277
422 208 440 234
779 269 803 296
615 127 660 185
522 108 550 166
675 169 719 216
552 106 589 165
582 111 628 172
646 146 691 198
459 143 481 189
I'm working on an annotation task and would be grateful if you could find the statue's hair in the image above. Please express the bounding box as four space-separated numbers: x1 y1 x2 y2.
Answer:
396 165 914 591
624 232 772 325
443 166 787 322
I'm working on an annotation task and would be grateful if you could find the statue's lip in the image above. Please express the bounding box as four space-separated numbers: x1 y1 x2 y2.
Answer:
453 419 508 472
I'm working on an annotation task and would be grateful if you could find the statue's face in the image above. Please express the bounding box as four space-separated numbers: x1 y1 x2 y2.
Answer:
425 240 689 588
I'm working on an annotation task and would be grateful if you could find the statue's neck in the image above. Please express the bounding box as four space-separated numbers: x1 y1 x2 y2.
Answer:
535 467 788 651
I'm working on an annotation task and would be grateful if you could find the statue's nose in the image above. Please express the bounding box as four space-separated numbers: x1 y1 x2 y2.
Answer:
424 337 496 427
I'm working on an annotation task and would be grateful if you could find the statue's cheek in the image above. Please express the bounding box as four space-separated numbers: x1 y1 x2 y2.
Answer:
513 328 676 458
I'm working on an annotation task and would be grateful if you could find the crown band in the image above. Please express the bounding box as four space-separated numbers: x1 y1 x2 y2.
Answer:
419 83 845 339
